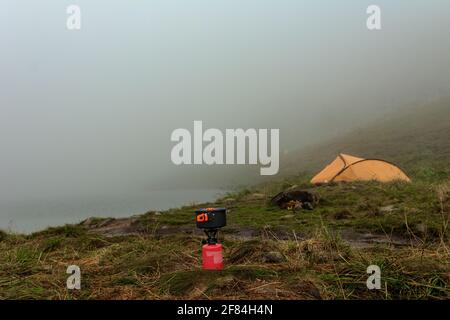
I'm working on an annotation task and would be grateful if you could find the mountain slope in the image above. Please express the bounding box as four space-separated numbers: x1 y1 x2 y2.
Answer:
162 97 449 189
281 97 450 180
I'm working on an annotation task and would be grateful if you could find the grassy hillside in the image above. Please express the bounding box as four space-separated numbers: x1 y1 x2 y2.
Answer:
162 97 450 189
281 97 450 179
0 98 449 300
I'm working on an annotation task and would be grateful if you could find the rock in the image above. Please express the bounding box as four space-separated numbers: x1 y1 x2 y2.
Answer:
415 223 428 234
81 217 96 226
223 198 236 204
98 218 115 228
271 190 318 209
379 205 395 213
333 209 352 220
144 210 161 216
307 286 322 300
249 193 266 200
291 281 322 299
216 275 236 287
262 251 285 263
302 202 314 210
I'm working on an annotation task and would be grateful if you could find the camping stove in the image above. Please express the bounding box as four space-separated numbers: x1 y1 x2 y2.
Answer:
195 207 227 270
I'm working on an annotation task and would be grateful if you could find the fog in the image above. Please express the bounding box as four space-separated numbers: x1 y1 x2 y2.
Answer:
1 1 450 230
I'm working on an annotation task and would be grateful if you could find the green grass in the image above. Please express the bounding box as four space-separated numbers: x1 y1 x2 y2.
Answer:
1 174 447 300
1 227 447 299
144 177 449 241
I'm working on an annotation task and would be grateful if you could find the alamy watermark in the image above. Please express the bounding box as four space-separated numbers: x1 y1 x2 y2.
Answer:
65 4 381 31
366 265 382 290
367 5 382 30
66 265 81 290
170 121 279 175
66 5 81 30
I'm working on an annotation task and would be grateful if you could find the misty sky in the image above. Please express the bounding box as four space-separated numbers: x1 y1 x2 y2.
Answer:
1 0 450 203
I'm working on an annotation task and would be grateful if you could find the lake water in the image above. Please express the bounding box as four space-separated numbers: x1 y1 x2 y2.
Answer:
0 189 225 234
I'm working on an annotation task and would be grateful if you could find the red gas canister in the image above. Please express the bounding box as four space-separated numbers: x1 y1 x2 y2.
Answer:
202 244 224 270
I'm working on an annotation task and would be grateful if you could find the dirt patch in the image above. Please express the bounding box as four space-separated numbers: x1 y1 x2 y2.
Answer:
154 225 203 237
225 227 416 248
85 216 415 248
223 227 260 239
86 217 205 238
84 217 146 237
340 229 415 248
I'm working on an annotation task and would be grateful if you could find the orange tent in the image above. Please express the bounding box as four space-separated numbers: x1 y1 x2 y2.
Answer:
310 153 411 184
